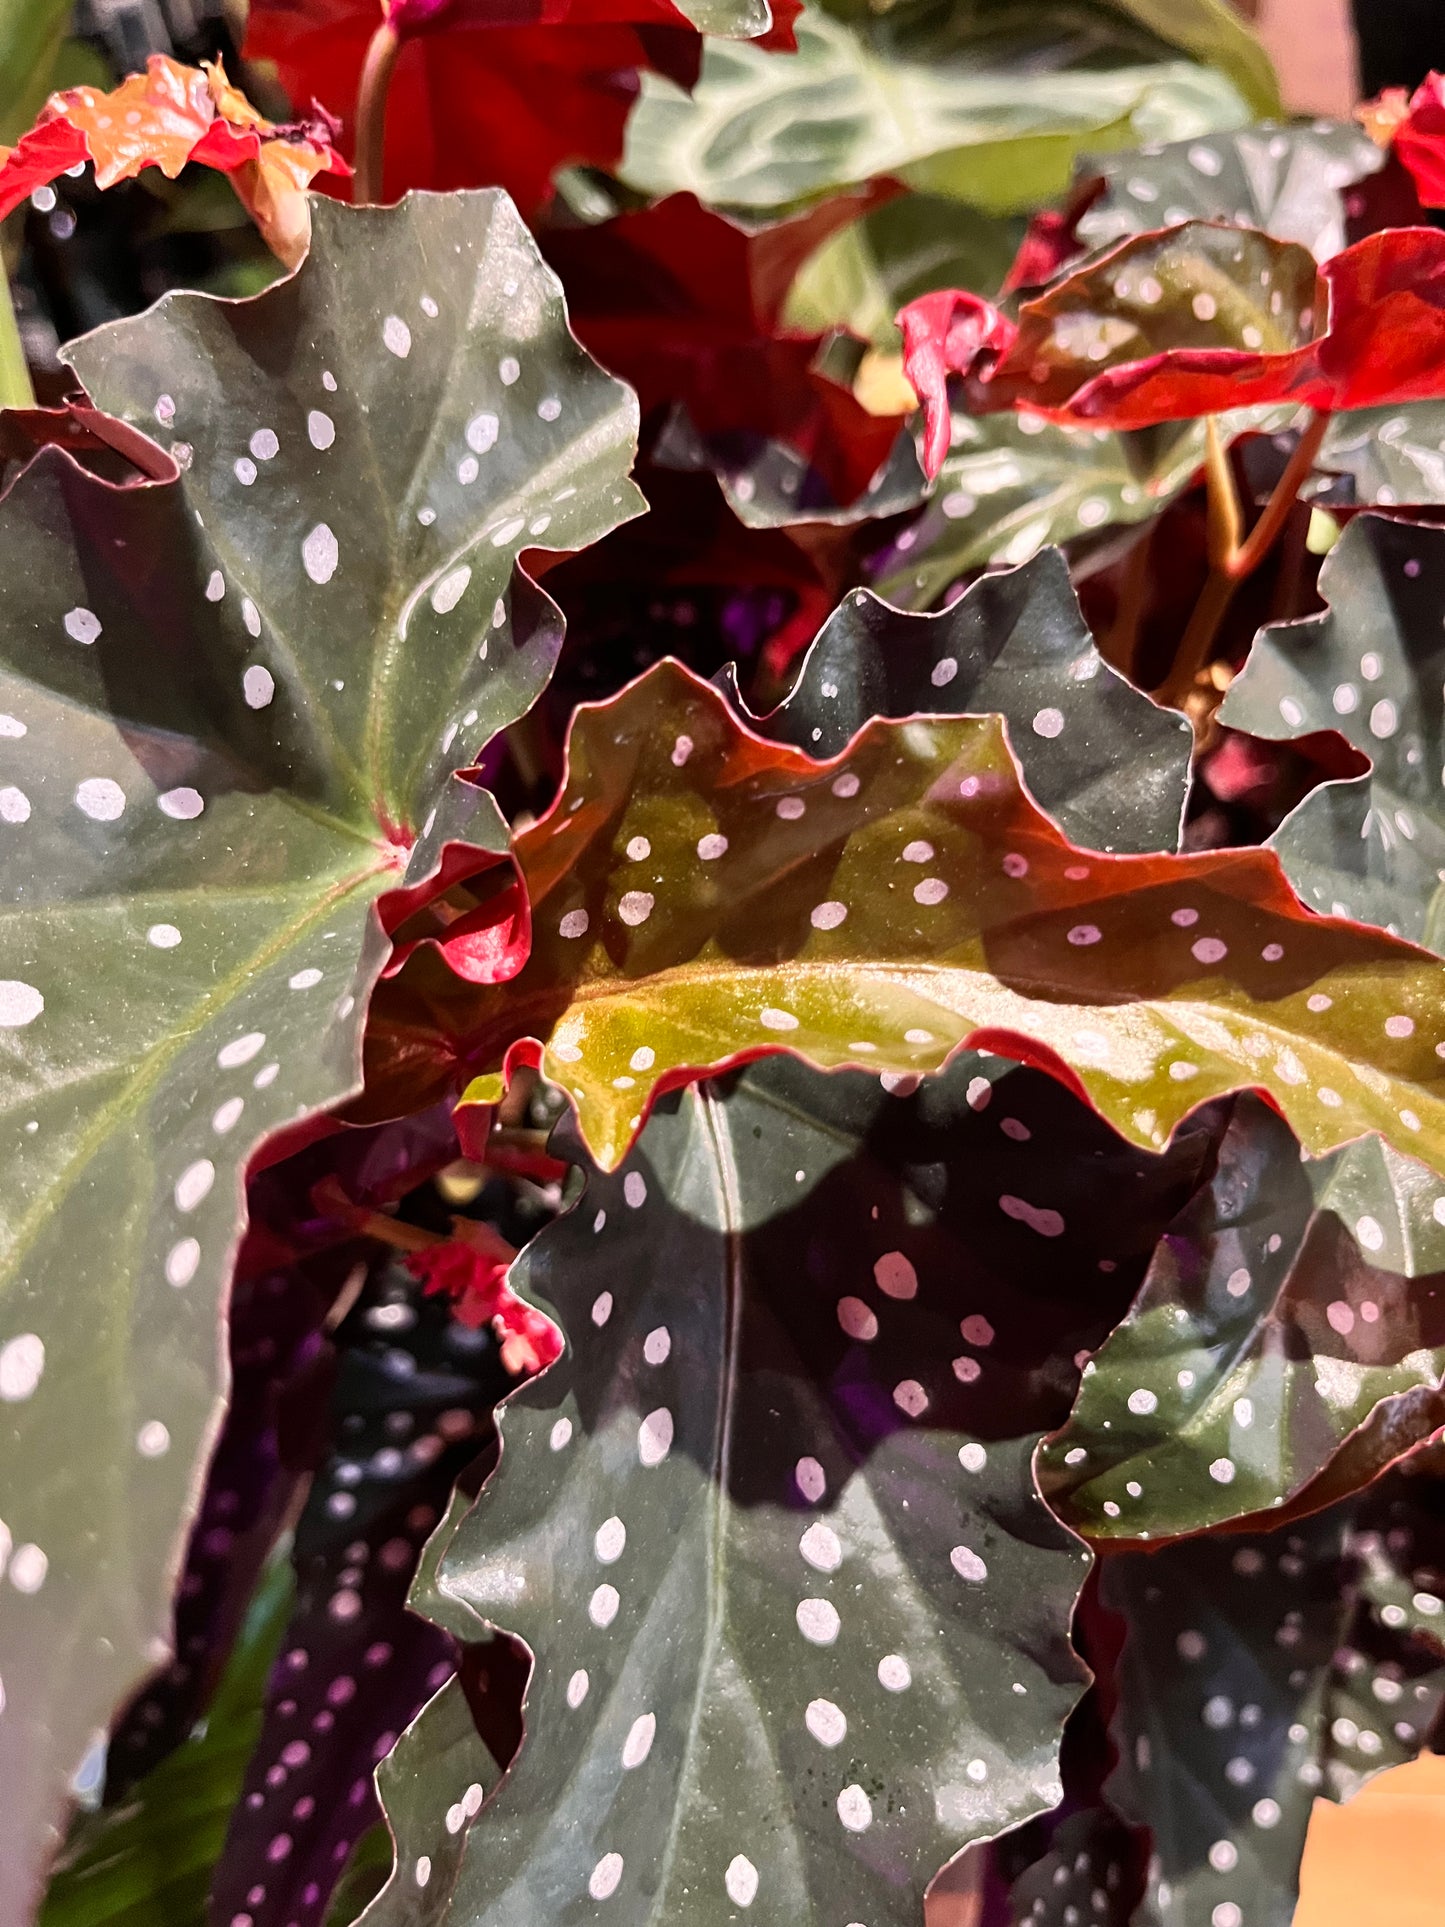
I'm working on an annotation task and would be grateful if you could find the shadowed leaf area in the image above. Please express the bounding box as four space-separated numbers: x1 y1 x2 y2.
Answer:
1042 1092 1445 1543
360 1051 1212 1925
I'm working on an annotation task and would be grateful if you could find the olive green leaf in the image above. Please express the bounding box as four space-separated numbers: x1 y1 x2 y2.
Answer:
1102 1475 1445 1927
1077 119 1382 260
0 188 640 1917
1041 1093 1445 1542
1219 513 1445 952
620 2 1253 215
873 409 1207 610
38 1559 294 1927
743 547 1192 852
780 192 1025 349
0 0 71 143
1107 0 1281 118
366 1051 1211 1925
416 658 1445 1173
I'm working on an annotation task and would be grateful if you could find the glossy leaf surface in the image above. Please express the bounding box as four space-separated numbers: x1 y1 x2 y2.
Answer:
0 189 640 1919
1102 1477 1445 1927
743 548 1192 853
873 409 1206 609
378 1053 1210 1923
419 659 1445 1173
1076 119 1382 261
1319 401 1445 505
985 224 1445 430
1042 1094 1445 1542
1220 513 1445 951
619 3 1252 214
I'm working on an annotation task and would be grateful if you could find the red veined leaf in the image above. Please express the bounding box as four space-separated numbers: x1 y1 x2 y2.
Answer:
0 55 347 266
355 659 1445 1177
543 189 903 507
899 222 1445 457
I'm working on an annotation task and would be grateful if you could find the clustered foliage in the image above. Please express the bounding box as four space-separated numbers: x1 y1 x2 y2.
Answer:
6 6 1445 1927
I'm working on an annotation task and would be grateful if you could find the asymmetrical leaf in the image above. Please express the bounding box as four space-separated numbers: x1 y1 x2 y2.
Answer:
1075 119 1382 261
873 409 1206 609
394 658 1445 1173
975 224 1445 430
741 547 1192 853
1102 1477 1445 1927
376 1052 1210 1925
1042 1094 1445 1542
619 3 1253 214
0 188 640 1920
1219 513 1445 951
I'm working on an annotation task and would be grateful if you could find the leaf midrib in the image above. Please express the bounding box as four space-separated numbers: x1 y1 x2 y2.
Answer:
0 851 390 1289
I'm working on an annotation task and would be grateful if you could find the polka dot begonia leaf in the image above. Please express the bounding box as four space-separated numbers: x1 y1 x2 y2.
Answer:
1101 1471 1445 1927
1042 1093 1445 1543
872 406 1209 614
744 547 1192 854
0 188 641 1915
1074 118 1383 265
369 1053 1210 1926
1221 512 1445 956
425 657 1445 1176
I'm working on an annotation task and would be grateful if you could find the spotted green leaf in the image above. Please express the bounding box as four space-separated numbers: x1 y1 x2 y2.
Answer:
1219 513 1445 952
420 658 1445 1174
619 2 1253 215
873 410 1206 612
650 406 927 529
742 548 1192 853
366 1051 1211 1925
1041 1094 1445 1542
1102 1474 1445 1927
0 188 641 1917
1076 119 1382 261
1320 404 1445 506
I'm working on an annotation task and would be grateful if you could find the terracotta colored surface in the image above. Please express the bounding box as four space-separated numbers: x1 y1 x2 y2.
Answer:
1256 0 1358 115
1294 1752 1445 1925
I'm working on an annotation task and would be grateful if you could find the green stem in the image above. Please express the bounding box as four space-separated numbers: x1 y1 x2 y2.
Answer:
1163 408 1331 709
354 21 400 206
0 265 35 411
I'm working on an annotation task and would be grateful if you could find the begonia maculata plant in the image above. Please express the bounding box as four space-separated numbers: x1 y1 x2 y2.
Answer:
4 9 1445 1927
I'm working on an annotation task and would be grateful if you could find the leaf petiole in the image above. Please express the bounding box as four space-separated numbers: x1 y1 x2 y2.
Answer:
354 19 400 205
1165 406 1331 708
